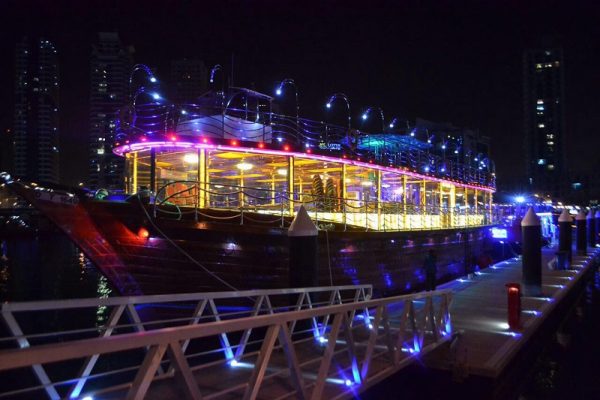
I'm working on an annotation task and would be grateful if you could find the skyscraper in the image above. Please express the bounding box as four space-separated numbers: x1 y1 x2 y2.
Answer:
170 59 208 103
13 37 60 183
89 32 133 190
523 47 566 198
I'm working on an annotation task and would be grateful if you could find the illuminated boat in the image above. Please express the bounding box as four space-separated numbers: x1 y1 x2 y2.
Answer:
3 79 499 296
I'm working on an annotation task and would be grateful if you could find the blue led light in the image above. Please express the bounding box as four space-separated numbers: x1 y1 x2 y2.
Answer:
149 76 157 83
151 92 161 100
276 88 282 96
326 103 331 109
389 123 395 128
345 379 353 387
362 113 368 120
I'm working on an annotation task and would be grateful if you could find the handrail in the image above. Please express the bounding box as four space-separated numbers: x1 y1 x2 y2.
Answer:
0 288 452 400
1 285 372 313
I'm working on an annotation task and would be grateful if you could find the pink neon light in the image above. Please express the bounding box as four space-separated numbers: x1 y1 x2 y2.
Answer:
113 141 495 192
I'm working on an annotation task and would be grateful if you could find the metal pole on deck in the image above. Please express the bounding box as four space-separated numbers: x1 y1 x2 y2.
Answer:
558 209 572 266
521 207 541 296
576 210 587 255
288 205 319 288
587 209 596 248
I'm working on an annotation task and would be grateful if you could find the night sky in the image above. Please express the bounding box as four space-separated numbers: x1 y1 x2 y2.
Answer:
1 0 599 187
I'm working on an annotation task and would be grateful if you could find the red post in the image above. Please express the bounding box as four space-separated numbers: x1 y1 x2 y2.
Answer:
505 283 521 329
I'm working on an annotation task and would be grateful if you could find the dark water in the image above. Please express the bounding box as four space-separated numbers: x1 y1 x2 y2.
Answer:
0 232 112 303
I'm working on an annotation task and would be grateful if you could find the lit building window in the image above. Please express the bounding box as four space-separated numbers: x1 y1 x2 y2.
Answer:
537 99 544 105
547 141 554 145
538 123 545 128
537 159 546 165
547 165 555 170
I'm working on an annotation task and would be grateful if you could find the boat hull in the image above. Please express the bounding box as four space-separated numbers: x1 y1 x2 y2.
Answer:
8 182 493 296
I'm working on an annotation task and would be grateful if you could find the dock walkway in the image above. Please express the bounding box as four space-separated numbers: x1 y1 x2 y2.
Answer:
427 246 599 380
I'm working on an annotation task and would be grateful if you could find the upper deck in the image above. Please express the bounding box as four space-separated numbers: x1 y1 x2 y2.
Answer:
111 85 496 231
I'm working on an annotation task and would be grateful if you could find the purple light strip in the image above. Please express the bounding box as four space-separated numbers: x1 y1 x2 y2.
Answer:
114 141 495 192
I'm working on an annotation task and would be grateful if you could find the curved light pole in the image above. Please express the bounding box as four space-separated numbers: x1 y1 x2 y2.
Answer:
129 64 157 101
209 64 225 111
361 107 385 133
209 64 224 86
325 93 351 131
388 117 408 129
132 86 162 107
275 78 299 124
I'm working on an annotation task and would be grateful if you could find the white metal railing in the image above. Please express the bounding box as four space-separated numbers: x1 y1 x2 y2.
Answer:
0 285 371 400
0 288 452 400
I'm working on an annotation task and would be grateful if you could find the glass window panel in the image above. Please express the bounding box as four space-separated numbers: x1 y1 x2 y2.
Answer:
293 157 342 212
207 150 289 210
155 149 199 206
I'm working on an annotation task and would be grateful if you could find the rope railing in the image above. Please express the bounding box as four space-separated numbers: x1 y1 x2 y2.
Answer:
152 180 498 231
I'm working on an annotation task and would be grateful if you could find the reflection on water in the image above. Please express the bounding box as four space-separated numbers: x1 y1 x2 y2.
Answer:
0 232 112 303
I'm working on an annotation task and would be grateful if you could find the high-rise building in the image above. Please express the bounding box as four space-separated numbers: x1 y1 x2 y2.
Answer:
89 32 133 190
13 37 60 183
170 59 208 103
523 47 566 198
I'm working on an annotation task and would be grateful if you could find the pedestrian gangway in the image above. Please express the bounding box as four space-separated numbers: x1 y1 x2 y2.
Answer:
0 285 453 400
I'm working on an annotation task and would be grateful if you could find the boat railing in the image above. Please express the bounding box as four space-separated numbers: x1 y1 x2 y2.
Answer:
0 285 372 399
153 180 499 231
118 102 496 188
0 287 452 400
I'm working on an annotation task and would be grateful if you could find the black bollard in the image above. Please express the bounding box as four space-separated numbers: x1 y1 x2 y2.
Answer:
576 210 587 255
558 209 572 268
588 210 596 248
521 207 542 296
288 205 319 288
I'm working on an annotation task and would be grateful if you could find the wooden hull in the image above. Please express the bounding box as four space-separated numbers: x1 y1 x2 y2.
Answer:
9 182 493 296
